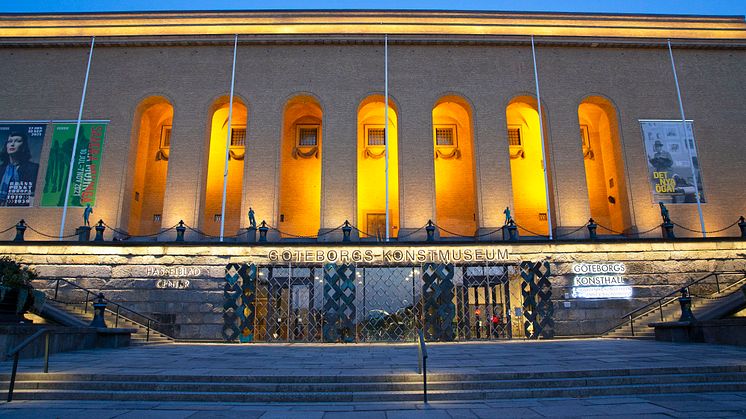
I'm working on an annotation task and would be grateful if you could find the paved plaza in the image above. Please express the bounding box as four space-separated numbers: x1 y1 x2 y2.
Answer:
1 338 746 417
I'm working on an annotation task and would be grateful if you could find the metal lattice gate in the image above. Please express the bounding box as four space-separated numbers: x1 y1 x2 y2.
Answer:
224 262 537 343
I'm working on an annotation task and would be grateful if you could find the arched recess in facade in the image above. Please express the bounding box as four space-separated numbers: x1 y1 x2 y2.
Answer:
505 95 555 237
577 96 632 234
432 95 477 237
123 96 174 236
201 96 248 237
357 95 400 239
278 95 322 237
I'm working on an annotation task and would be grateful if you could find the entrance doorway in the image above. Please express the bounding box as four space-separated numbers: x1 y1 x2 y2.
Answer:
243 263 518 343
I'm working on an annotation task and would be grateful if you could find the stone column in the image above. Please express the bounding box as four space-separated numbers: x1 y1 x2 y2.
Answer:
474 99 515 240
544 102 591 238
318 99 357 241
397 97 435 241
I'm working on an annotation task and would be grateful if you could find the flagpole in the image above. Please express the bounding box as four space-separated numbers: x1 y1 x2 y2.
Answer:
384 34 390 241
219 34 238 242
59 36 95 241
531 35 553 240
667 39 706 237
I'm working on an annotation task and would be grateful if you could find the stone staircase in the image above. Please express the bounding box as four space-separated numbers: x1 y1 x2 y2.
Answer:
2 365 745 402
44 300 173 345
604 275 746 339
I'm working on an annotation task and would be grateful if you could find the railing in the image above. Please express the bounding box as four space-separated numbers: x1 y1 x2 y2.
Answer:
603 270 746 336
50 278 163 342
6 328 50 402
417 329 428 403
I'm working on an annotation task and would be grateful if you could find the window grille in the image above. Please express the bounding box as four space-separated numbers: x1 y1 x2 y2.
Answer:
230 127 246 147
435 127 455 146
297 126 319 147
508 127 522 146
367 128 386 146
153 214 161 222
160 125 172 149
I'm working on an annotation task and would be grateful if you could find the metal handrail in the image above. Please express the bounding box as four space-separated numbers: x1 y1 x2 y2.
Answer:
417 329 428 404
622 271 746 319
602 270 746 336
6 328 50 402
50 277 165 341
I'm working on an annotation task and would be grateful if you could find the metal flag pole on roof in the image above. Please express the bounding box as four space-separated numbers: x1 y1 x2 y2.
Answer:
531 35 554 240
384 34 390 242
59 36 95 241
667 39 706 238
219 34 239 242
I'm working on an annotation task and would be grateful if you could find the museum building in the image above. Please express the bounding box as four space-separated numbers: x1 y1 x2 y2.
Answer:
1 10 745 341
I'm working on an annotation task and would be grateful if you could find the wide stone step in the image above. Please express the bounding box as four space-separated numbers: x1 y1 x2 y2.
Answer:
4 380 746 402
3 372 745 394
4 364 742 384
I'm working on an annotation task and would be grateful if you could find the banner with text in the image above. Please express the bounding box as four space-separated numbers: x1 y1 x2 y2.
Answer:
41 123 107 207
640 120 705 204
0 123 47 207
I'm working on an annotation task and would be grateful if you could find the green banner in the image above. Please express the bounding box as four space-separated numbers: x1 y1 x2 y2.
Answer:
41 123 106 207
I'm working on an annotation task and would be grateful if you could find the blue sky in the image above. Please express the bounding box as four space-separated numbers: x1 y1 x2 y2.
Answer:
2 0 745 16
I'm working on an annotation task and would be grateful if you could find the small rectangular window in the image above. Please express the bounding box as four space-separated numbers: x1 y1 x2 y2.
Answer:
297 125 319 147
434 125 457 147
230 127 246 148
366 126 386 146
153 214 161 222
160 125 172 149
507 126 522 146
538 213 548 221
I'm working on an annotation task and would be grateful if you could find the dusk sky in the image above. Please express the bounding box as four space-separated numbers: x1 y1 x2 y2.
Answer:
2 0 745 16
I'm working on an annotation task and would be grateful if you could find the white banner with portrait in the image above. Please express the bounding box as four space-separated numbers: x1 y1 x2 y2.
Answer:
639 120 705 204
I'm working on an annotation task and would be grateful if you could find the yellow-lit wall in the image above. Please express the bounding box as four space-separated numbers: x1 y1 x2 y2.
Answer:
126 99 172 236
578 98 631 234
432 98 477 236
202 100 247 237
278 96 322 237
506 99 550 236
357 98 400 238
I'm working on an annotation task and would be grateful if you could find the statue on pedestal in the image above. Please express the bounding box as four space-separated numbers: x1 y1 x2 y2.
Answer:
658 202 671 224
83 203 93 226
248 207 256 229
503 207 512 225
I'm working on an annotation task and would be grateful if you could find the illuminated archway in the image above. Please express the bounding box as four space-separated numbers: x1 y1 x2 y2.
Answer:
124 96 173 236
201 97 248 237
357 95 399 239
432 96 477 236
505 96 553 236
578 96 631 234
278 95 322 237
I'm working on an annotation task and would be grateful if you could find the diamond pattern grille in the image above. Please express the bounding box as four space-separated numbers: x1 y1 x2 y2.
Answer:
226 262 517 343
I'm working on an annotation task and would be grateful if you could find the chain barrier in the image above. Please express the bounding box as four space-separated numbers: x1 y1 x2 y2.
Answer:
513 222 550 238
267 223 335 240
395 224 426 240
474 226 505 238
432 223 477 239
635 224 663 236
2 216 744 242
594 222 626 235
674 219 740 235
554 224 588 239
102 221 179 240
24 224 78 239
